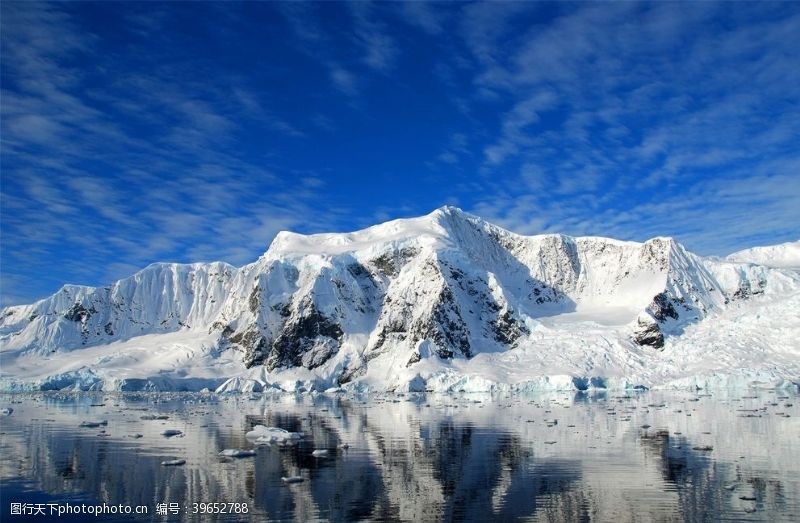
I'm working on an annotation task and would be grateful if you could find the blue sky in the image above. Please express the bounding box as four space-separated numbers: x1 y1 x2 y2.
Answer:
1 2 799 306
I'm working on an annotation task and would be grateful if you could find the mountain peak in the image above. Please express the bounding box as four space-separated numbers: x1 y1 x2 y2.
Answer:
2 207 797 393
264 206 498 258
428 204 485 226
430 204 467 217
266 210 451 257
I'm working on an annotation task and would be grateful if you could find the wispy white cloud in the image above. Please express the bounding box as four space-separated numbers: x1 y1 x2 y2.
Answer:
455 2 800 255
0 2 345 305
399 2 445 36
329 65 359 97
2 1 798 307
483 91 558 166
433 133 471 166
347 2 398 72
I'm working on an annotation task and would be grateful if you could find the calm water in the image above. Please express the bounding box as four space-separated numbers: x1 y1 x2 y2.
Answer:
1 390 798 522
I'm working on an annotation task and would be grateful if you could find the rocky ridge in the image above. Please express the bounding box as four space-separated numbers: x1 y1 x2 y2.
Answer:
1 207 796 392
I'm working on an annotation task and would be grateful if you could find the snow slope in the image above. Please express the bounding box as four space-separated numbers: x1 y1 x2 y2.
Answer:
727 240 800 270
1 206 798 392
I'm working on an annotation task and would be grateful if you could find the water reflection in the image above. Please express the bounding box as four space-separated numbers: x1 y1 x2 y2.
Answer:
1 390 798 522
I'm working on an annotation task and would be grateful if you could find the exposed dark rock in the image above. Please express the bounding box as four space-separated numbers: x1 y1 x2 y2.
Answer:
371 253 397 277
337 364 365 385
642 239 672 272
209 321 229 334
368 259 476 362
248 286 260 314
369 247 420 278
228 326 270 368
409 286 471 358
732 283 750 300
335 262 381 314
64 302 94 342
346 262 370 279
64 303 90 322
448 267 465 282
406 350 421 367
633 318 665 349
648 292 679 321
265 301 343 371
732 278 765 300
491 309 529 345
269 302 292 317
369 317 408 358
104 322 114 336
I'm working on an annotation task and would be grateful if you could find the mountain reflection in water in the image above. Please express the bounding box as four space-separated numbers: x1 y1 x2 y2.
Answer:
1 390 798 522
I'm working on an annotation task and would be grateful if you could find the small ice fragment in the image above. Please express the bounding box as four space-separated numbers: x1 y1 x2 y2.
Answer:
311 449 329 457
80 420 108 428
246 425 303 445
282 476 304 484
161 429 183 437
723 484 736 491
161 459 186 466
219 449 256 458
129 434 143 439
1 408 12 416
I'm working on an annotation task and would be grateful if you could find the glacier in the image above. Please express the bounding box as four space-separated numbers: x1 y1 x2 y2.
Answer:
1 206 798 393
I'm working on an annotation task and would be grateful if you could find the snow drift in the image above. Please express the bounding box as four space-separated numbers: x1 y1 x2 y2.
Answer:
727 240 800 270
2 207 798 393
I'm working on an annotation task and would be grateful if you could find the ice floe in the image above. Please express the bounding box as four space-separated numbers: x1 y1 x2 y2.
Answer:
219 449 256 458
245 425 303 445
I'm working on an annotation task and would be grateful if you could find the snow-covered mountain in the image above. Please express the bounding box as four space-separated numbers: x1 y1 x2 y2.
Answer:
2 207 798 393
727 240 800 270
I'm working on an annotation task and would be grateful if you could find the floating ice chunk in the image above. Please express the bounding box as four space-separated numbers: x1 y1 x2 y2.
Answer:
1 408 12 416
245 425 303 445
311 449 329 457
161 429 183 437
219 449 257 458
282 476 304 484
129 433 143 439
161 459 186 466
80 420 108 428
215 378 263 393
